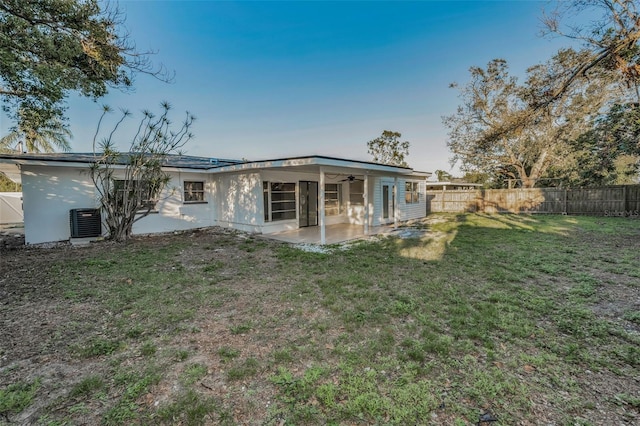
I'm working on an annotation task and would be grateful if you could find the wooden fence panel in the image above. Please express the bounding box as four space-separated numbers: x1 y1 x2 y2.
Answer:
426 185 640 216
625 186 640 214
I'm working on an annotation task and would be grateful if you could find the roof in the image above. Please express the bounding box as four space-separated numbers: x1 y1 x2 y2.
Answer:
426 181 483 188
0 152 244 170
0 152 431 181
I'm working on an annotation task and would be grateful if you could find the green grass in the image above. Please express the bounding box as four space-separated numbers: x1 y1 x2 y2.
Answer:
182 363 208 385
3 214 639 425
69 376 104 398
0 379 41 418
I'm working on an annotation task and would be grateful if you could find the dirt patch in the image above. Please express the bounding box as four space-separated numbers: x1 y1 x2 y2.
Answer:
0 227 24 250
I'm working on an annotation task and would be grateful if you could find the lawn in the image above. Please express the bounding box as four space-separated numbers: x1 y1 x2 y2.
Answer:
0 214 639 425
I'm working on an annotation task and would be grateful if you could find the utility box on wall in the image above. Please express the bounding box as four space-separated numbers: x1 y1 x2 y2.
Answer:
69 208 101 238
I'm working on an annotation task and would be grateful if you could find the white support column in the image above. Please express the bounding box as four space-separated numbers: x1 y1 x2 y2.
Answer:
363 173 369 235
393 176 399 229
319 167 326 245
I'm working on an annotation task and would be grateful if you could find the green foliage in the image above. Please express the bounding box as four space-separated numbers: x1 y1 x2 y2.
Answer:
559 103 640 186
0 172 20 191
0 379 40 417
0 113 71 153
446 1 640 188
0 0 167 133
367 130 410 167
444 51 611 188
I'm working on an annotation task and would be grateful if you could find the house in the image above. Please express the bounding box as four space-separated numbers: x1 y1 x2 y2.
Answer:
425 181 483 191
0 152 431 245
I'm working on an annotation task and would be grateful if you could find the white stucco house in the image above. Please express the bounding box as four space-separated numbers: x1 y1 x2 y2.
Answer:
0 152 431 245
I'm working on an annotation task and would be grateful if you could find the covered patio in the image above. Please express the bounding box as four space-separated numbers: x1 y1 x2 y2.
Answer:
263 223 397 245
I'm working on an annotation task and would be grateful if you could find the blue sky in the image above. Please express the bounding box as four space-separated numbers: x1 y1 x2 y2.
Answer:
2 1 574 174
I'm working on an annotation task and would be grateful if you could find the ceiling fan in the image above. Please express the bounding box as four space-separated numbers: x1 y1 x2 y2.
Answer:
339 174 364 182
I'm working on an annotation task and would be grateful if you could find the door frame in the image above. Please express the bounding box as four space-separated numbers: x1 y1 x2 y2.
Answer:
299 181 318 227
382 183 395 223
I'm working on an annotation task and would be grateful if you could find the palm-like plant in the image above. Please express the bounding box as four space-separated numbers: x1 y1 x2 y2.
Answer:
1 114 72 153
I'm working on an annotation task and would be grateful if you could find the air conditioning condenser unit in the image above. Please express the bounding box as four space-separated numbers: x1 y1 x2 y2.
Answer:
70 208 101 238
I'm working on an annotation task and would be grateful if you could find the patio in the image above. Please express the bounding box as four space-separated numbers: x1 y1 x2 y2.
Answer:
263 223 397 245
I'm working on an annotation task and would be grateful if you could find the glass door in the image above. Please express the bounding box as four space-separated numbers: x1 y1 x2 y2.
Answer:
299 181 318 227
383 184 394 221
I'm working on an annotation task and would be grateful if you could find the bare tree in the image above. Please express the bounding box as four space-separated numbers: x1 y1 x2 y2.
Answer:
90 102 194 242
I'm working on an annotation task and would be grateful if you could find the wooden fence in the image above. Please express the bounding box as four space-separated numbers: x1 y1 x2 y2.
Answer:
426 185 640 217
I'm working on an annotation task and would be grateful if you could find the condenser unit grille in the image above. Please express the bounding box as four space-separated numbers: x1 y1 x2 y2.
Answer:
70 208 101 238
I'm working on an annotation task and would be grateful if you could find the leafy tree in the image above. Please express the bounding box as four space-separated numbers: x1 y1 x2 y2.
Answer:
0 0 169 131
444 51 612 188
0 173 21 191
462 1 639 149
367 130 410 167
90 102 194 242
434 170 453 181
551 103 640 186
0 109 71 153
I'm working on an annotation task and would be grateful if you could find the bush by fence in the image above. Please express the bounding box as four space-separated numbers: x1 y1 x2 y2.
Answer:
426 185 640 217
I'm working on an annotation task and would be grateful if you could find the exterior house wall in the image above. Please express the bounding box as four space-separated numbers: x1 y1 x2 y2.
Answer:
371 177 398 227
21 167 215 244
15 159 429 244
131 171 214 235
398 179 427 221
212 171 263 233
21 165 97 244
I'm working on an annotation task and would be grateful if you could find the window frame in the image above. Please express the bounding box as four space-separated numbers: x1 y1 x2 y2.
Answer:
263 181 297 222
324 183 342 216
183 180 206 204
349 180 365 205
112 179 157 212
405 181 420 204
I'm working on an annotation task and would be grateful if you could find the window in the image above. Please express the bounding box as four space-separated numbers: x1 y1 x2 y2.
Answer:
183 181 205 203
349 180 364 205
112 180 156 211
405 181 420 204
324 183 342 216
263 182 296 221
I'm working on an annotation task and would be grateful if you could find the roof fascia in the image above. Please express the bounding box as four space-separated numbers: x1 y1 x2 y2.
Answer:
208 156 416 175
